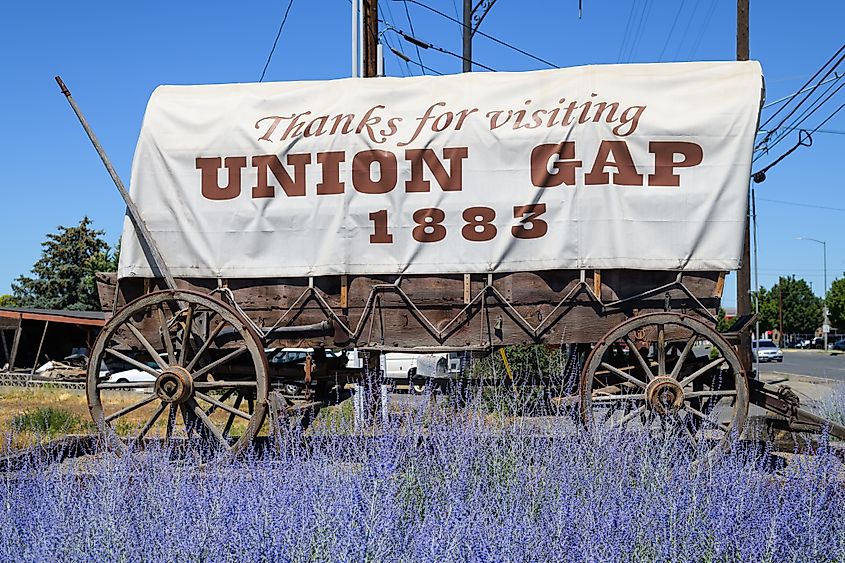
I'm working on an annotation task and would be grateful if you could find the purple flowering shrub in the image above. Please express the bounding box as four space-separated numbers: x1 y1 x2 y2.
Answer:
0 394 844 562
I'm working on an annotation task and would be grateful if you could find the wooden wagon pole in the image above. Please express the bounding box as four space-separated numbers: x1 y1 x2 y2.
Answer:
735 0 754 375
54 76 177 291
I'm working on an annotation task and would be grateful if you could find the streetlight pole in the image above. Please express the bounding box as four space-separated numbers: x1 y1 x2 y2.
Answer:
797 237 829 350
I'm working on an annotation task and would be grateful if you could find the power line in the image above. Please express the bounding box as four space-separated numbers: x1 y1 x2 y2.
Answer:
688 0 718 59
760 72 845 156
259 0 296 82
389 46 444 75
617 0 639 63
758 43 845 136
763 74 843 109
626 0 652 63
380 1 411 76
658 0 686 62
757 197 845 213
401 0 426 75
384 23 497 71
398 0 558 69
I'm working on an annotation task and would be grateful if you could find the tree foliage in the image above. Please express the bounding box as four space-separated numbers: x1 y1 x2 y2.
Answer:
12 217 116 311
754 275 823 334
828 274 845 331
0 295 18 308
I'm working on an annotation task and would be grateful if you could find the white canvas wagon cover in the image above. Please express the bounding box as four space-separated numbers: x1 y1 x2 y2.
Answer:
118 61 763 279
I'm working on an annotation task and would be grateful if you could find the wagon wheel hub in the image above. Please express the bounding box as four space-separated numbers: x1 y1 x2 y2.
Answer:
645 376 684 415
155 366 194 404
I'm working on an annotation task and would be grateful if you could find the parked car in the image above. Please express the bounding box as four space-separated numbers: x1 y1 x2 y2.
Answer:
832 338 845 352
752 339 783 362
793 339 812 349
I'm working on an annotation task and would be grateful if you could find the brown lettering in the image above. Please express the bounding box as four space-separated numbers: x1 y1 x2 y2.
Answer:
197 156 246 200
530 143 581 187
648 141 703 186
352 150 397 194
405 147 468 192
316 151 346 195
585 140 643 186
252 153 311 198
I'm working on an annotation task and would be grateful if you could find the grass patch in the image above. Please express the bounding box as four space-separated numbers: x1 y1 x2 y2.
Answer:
10 406 92 437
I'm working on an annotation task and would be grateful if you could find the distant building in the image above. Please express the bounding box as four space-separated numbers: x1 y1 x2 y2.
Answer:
0 308 104 373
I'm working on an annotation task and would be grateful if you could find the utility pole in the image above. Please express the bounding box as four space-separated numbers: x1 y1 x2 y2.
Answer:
736 0 753 374
463 0 472 72
462 0 498 72
362 0 379 78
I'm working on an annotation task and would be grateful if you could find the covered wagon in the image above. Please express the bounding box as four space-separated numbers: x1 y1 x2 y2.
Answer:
66 61 767 455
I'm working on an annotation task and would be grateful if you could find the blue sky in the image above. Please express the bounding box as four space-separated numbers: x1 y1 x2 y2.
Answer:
1 0 843 307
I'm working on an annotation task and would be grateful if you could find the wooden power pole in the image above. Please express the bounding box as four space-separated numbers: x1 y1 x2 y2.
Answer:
736 0 753 374
362 0 379 78
463 0 472 72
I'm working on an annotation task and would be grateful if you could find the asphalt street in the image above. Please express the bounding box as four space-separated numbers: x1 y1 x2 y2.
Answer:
758 350 845 382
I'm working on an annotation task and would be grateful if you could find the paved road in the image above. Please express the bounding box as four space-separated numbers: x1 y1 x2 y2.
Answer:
758 350 845 382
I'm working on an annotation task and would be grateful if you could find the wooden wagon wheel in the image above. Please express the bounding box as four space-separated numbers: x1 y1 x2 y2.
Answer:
87 289 269 456
580 312 748 456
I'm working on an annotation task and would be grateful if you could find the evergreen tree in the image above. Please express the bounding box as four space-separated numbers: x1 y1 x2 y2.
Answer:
827 274 845 331
12 217 116 311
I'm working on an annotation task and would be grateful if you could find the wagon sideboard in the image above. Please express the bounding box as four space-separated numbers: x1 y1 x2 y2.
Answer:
97 269 724 350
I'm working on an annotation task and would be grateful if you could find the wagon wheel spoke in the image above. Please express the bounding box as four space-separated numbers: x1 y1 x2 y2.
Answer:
656 324 666 377
157 305 176 363
165 404 177 440
188 399 230 449
204 388 236 417
97 381 156 390
222 392 244 439
624 337 654 382
669 335 698 380
599 362 647 389
194 380 257 389
683 403 731 434
138 401 168 441
195 391 252 421
125 322 168 370
591 393 647 402
104 348 160 378
178 304 195 367
674 412 699 449
610 404 647 428
185 320 227 373
685 390 737 399
105 394 160 423
678 357 726 389
191 346 248 380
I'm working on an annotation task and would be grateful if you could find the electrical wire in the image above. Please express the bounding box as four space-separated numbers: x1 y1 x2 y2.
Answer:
759 75 845 156
626 0 652 63
658 0 686 62
398 0 558 69
259 0 296 82
401 0 426 75
758 44 845 136
381 1 411 76
389 46 444 75
688 0 718 59
384 23 497 71
763 74 843 109
755 77 845 162
617 0 639 63
757 197 845 213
